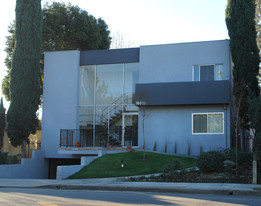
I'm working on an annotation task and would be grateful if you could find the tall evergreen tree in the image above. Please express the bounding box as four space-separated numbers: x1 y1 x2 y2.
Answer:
225 0 260 147
2 2 111 102
7 0 42 149
0 98 6 150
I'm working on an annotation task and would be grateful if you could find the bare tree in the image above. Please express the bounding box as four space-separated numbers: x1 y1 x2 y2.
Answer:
136 90 152 161
110 32 134 49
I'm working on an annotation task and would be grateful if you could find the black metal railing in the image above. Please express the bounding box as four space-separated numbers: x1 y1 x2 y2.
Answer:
60 128 122 148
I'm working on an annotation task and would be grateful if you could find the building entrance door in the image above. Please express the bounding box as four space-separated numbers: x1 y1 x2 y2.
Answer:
122 113 138 146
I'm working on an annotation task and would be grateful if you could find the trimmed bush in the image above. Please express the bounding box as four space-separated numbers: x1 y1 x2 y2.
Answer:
0 152 8 164
197 151 225 173
254 133 261 159
231 150 252 170
218 148 253 170
162 159 183 175
6 155 19 164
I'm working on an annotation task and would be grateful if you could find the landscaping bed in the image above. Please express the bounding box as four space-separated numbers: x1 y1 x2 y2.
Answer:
124 170 253 184
124 149 257 184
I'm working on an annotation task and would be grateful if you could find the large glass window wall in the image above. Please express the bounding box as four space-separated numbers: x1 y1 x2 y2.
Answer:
79 63 139 147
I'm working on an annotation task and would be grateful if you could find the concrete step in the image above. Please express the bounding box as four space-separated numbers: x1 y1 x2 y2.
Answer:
56 155 99 180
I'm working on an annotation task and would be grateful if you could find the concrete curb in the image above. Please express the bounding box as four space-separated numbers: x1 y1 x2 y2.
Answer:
1 184 258 197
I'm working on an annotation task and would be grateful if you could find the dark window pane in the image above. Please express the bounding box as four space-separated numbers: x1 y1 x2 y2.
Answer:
200 65 214 81
193 114 207 133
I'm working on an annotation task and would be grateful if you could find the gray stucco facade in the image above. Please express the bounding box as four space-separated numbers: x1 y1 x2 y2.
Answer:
0 39 230 179
139 105 230 156
0 39 232 179
139 40 230 83
136 40 231 156
41 40 231 158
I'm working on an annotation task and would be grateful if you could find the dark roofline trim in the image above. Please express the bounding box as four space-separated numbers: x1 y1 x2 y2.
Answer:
80 48 140 65
135 80 230 106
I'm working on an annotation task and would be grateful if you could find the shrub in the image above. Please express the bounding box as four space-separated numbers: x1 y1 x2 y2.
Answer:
162 159 183 175
231 150 252 170
218 148 232 160
0 152 8 164
197 151 225 173
254 133 261 159
6 155 19 164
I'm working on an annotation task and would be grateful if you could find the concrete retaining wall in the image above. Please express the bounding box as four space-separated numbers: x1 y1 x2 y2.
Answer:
0 150 48 179
56 156 98 180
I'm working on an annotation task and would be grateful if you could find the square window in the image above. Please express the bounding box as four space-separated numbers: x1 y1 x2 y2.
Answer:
192 113 224 134
193 114 207 133
193 65 225 81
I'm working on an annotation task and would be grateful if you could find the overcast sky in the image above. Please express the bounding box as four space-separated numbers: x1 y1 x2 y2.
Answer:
0 0 229 109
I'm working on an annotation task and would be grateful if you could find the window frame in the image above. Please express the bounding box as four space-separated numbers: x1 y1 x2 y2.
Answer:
192 112 224 135
192 64 224 81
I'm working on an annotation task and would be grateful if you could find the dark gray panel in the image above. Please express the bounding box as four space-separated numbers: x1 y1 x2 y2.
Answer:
80 48 139 65
135 81 230 106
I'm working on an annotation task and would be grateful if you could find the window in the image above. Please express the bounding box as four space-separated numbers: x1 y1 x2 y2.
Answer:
193 64 225 81
192 113 224 134
78 63 139 145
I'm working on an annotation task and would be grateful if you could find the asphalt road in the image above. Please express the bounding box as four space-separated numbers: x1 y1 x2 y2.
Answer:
0 188 260 206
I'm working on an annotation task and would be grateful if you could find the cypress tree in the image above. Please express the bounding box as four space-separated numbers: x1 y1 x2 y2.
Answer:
225 0 260 142
7 0 42 149
0 98 6 150
2 3 111 102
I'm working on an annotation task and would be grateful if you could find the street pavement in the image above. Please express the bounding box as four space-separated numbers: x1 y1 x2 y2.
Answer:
1 188 261 206
0 177 260 196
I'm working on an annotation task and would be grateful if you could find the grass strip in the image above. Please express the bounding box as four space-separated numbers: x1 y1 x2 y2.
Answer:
68 151 196 179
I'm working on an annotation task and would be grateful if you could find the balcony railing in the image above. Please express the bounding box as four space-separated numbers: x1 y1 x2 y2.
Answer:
60 128 122 148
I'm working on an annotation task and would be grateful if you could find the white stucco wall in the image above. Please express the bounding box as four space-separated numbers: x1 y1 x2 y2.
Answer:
41 50 80 158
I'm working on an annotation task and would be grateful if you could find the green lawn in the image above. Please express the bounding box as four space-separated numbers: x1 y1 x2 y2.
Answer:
254 187 261 191
68 151 196 179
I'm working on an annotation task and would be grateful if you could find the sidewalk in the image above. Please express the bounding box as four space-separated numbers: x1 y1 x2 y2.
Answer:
0 178 260 196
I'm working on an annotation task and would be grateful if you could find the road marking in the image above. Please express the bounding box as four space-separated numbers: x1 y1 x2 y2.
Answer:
37 201 146 206
37 202 59 206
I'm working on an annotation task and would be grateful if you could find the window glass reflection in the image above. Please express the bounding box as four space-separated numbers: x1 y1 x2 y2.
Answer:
79 66 95 105
208 113 223 133
79 63 139 147
124 63 139 104
96 64 123 105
